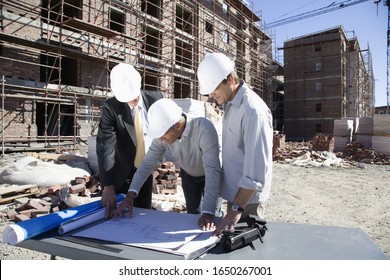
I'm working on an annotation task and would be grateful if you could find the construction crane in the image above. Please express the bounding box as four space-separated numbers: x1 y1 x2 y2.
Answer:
264 0 369 28
264 0 389 113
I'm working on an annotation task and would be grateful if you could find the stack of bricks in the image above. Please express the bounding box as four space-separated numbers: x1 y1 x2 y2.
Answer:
2 174 101 222
6 185 66 222
67 175 101 198
273 133 286 160
339 141 390 164
312 133 335 152
153 162 180 195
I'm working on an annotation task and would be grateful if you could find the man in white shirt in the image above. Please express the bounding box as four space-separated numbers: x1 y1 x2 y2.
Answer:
197 53 273 236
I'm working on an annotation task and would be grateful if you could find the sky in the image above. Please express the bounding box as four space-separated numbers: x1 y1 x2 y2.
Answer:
247 0 388 107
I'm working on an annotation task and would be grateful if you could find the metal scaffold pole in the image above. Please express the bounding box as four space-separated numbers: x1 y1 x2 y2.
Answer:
1 75 4 158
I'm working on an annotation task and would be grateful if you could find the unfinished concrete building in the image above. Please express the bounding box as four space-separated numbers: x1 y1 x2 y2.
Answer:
283 26 374 141
0 0 272 154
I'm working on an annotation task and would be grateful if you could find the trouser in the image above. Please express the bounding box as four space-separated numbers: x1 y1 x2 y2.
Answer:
117 168 153 209
180 168 205 214
227 201 265 219
180 168 223 216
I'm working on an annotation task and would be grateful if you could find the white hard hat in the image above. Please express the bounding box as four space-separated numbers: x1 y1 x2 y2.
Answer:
110 63 141 102
197 52 235 95
147 99 183 138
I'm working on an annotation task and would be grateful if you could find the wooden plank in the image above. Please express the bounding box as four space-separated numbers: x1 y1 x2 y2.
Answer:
0 184 39 204
25 152 76 161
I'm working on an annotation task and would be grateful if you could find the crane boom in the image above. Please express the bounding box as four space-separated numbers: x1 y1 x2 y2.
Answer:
264 0 369 29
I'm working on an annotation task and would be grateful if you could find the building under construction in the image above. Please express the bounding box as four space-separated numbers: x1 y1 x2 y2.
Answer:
0 0 273 154
283 26 374 141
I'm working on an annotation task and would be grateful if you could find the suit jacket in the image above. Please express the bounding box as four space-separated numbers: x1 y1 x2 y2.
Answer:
96 90 163 190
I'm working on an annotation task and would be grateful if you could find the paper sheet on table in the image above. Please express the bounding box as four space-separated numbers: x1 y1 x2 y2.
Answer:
72 208 217 251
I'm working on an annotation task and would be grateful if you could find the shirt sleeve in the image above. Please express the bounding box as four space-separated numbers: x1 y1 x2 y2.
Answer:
237 113 273 192
198 120 222 214
128 139 167 194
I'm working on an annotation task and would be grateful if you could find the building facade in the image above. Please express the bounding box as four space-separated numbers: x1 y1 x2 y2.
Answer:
0 0 272 153
283 26 374 141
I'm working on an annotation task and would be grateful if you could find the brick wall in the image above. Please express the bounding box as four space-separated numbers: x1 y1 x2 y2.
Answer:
0 99 37 139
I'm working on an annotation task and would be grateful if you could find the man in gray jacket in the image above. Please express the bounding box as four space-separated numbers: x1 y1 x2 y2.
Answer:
115 98 221 230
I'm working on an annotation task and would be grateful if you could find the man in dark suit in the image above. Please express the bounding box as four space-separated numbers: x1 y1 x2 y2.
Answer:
96 63 162 218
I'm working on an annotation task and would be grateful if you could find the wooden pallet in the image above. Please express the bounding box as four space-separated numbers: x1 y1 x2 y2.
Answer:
0 184 39 204
25 152 76 161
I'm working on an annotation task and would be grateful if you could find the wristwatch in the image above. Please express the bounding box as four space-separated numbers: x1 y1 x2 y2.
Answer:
231 203 244 212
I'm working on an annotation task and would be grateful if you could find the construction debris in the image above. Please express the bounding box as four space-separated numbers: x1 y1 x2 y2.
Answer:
1 136 389 223
25 152 77 162
0 185 39 204
0 155 91 187
0 160 186 222
0 172 102 222
337 142 390 165
274 138 390 166
273 133 286 156
312 133 335 152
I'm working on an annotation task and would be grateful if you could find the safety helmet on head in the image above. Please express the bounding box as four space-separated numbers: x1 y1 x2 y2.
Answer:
197 52 235 95
110 63 141 102
147 98 183 139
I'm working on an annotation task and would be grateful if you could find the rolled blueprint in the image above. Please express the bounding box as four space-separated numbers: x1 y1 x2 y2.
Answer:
2 194 125 245
58 208 105 235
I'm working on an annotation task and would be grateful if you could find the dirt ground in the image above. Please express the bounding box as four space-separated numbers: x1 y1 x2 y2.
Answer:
0 159 389 259
266 161 390 258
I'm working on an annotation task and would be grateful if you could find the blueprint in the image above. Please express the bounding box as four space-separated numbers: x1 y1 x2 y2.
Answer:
71 207 219 257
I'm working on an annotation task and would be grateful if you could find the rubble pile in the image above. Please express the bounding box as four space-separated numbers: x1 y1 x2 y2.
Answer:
0 174 101 222
337 142 390 165
273 135 390 166
273 138 313 161
312 133 334 152
0 158 186 222
273 133 286 156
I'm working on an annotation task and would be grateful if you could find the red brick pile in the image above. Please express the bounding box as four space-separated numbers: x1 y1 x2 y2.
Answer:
153 162 180 195
312 133 334 152
1 161 183 222
2 174 101 222
273 134 390 165
337 142 390 165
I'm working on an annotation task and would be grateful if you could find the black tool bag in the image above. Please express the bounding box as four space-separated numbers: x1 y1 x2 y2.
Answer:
220 214 268 252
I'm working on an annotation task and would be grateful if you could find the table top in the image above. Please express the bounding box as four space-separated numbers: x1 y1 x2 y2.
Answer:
17 221 388 260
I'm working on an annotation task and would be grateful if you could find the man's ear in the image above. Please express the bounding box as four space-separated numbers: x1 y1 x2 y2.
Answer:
176 120 186 132
227 74 234 84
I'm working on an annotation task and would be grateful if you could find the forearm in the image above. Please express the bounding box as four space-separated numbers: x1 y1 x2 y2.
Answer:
233 187 256 207
128 147 164 193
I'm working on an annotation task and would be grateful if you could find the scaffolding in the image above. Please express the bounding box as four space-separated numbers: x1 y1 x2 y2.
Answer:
0 0 272 154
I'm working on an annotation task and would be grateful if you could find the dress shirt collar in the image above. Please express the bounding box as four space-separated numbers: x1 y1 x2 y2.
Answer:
129 96 145 111
227 81 246 109
177 115 190 143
